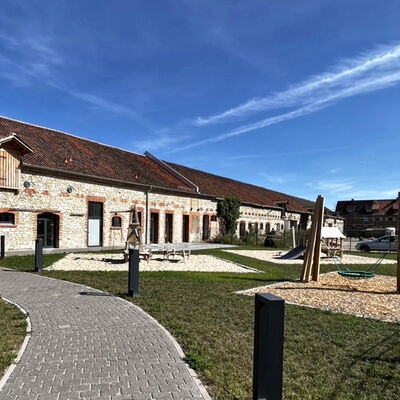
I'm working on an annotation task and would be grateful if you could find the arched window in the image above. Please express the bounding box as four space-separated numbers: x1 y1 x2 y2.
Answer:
112 216 122 228
0 212 15 225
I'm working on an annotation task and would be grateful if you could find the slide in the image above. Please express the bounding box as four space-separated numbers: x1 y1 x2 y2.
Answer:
279 245 307 260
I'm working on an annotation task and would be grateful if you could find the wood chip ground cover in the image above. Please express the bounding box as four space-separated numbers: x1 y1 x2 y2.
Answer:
239 273 400 323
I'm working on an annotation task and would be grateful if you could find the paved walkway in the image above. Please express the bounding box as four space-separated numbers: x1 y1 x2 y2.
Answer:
0 269 210 400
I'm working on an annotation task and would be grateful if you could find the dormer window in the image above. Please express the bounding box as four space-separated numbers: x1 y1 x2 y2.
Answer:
0 134 33 190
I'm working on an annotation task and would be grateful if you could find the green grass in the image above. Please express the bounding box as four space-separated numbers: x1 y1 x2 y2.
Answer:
1 250 400 399
0 253 65 272
346 251 397 261
0 299 27 377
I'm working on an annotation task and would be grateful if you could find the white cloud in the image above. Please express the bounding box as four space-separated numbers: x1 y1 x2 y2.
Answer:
259 173 287 184
315 181 354 193
0 32 148 123
196 44 400 125
131 132 188 153
171 68 400 153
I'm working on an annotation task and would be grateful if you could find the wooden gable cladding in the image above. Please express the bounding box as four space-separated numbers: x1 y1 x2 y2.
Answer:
0 145 21 190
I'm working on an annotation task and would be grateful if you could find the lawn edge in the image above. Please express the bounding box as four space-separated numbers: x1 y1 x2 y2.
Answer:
0 297 32 392
235 271 400 324
0 268 213 400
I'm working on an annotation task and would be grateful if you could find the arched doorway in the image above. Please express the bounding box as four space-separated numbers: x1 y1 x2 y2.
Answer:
37 213 59 248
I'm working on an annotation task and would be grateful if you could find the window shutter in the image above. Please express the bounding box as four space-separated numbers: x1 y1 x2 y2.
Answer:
0 149 20 189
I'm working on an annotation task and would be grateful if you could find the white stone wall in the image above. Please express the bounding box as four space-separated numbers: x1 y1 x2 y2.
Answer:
236 206 303 236
0 170 319 251
0 171 220 251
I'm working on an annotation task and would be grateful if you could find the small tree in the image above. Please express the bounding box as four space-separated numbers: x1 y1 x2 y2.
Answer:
217 196 241 240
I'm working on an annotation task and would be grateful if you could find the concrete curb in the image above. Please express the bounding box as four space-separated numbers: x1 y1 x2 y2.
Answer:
0 297 32 392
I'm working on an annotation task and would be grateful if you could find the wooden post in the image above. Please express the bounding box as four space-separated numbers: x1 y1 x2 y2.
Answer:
291 226 296 249
312 196 325 281
301 195 322 282
397 192 400 293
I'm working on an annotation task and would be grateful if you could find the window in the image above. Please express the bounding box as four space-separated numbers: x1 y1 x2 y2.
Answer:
0 212 15 225
112 216 122 228
211 215 217 222
89 202 103 218
260 223 264 230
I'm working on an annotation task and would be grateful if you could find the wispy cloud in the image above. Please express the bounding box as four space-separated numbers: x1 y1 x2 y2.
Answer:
315 181 354 193
0 31 146 123
169 45 400 152
259 172 288 184
131 130 189 153
196 44 400 125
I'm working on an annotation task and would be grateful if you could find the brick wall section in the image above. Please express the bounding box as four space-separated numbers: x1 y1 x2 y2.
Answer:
0 171 343 251
0 171 220 251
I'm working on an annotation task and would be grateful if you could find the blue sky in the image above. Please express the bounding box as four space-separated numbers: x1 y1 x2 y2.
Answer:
1 1 400 209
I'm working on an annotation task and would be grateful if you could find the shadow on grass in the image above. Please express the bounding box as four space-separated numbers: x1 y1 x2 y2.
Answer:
327 331 400 400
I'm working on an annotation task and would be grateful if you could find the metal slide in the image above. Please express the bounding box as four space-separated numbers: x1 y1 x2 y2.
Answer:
279 245 307 260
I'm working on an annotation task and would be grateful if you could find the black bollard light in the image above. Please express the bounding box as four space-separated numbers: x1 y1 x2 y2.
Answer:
128 248 140 297
253 293 285 400
0 235 5 260
35 238 44 272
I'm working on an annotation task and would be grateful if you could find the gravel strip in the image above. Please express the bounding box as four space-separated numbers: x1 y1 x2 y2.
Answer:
238 273 400 323
47 253 259 273
224 249 396 265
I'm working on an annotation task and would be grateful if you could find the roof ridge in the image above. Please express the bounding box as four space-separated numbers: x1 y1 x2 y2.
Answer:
166 160 313 204
0 115 146 159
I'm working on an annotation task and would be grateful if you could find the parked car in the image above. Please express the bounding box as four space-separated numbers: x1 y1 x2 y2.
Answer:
356 235 398 252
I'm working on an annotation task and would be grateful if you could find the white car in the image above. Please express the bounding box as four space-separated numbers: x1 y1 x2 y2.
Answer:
356 235 397 252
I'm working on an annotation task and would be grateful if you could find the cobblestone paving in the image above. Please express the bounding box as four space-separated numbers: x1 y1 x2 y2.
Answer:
0 269 210 400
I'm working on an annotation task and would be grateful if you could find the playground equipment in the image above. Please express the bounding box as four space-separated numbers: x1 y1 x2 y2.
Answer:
279 245 306 260
300 195 377 281
300 195 325 282
300 194 400 284
123 207 151 262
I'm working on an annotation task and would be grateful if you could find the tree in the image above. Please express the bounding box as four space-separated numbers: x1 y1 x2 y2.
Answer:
217 196 241 238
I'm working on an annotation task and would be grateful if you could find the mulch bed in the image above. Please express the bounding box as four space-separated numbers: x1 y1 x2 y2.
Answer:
239 273 400 323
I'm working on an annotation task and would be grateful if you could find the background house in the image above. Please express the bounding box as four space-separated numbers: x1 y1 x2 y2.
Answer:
0 116 343 251
336 199 398 237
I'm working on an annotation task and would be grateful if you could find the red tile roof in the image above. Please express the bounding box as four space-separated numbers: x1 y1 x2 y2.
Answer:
0 116 193 192
336 199 398 216
0 115 317 214
166 162 312 213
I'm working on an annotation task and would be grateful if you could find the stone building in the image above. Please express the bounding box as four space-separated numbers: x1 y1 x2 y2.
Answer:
0 116 343 251
336 199 398 237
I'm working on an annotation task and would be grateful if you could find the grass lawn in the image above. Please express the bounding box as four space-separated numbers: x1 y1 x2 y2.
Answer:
0 299 27 378
1 249 400 399
346 251 397 261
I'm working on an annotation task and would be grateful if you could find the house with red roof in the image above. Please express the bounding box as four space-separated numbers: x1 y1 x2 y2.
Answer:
0 116 342 251
336 199 398 237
